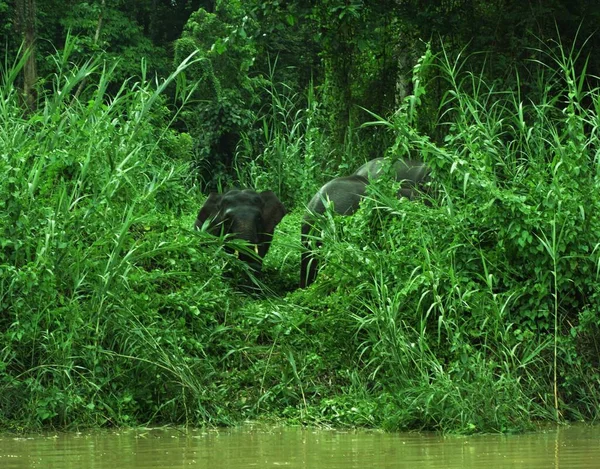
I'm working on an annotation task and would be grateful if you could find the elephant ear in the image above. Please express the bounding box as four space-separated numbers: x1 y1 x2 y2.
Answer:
195 192 222 230
259 191 286 234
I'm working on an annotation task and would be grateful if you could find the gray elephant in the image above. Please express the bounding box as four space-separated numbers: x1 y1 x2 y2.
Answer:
300 158 430 287
354 157 430 199
195 189 286 271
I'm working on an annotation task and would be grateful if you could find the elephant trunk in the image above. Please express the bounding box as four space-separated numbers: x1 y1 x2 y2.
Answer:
229 218 262 271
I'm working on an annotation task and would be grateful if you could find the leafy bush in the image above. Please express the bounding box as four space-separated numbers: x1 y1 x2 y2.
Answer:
294 38 600 432
4 26 600 436
0 39 242 429
174 6 262 189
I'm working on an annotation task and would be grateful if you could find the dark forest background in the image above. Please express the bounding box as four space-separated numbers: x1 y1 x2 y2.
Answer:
7 0 600 188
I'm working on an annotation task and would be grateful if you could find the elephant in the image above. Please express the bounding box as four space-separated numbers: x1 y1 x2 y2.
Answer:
195 189 286 272
300 158 430 288
300 174 369 287
354 157 431 200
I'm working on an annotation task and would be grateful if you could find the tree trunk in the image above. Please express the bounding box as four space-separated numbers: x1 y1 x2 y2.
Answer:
394 44 413 109
93 0 106 44
15 0 38 112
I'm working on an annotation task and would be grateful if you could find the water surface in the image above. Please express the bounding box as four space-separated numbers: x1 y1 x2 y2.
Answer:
1 424 598 468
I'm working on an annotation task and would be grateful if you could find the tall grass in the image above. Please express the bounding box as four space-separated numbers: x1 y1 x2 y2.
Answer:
0 38 243 429
234 60 335 208
3 33 600 435
294 37 600 432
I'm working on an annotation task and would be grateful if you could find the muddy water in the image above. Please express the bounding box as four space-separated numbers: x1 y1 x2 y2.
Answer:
0 424 599 468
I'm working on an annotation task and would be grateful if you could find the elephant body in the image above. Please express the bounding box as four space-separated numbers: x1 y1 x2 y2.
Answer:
300 158 430 287
300 175 369 287
195 189 286 271
305 174 369 217
354 157 431 200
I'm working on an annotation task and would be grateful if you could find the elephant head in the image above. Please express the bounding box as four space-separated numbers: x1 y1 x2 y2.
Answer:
195 189 286 271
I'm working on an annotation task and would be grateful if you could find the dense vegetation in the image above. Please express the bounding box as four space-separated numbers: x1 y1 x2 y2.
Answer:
2 0 600 434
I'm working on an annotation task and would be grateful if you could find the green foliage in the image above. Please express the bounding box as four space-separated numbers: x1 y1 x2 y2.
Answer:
294 38 600 432
234 68 328 208
59 2 170 83
174 5 262 189
311 0 403 158
246 0 319 92
6 1 600 436
0 39 239 429
1 0 204 87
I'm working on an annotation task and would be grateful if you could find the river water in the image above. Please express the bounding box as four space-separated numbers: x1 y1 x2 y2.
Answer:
0 424 598 468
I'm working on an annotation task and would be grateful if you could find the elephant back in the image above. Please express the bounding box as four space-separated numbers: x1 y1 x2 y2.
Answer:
306 175 368 217
354 157 430 200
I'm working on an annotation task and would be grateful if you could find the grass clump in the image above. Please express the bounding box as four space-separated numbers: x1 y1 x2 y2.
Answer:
292 38 600 432
0 39 241 429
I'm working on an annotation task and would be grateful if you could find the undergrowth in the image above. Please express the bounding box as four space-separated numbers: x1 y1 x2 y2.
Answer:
2 36 600 435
